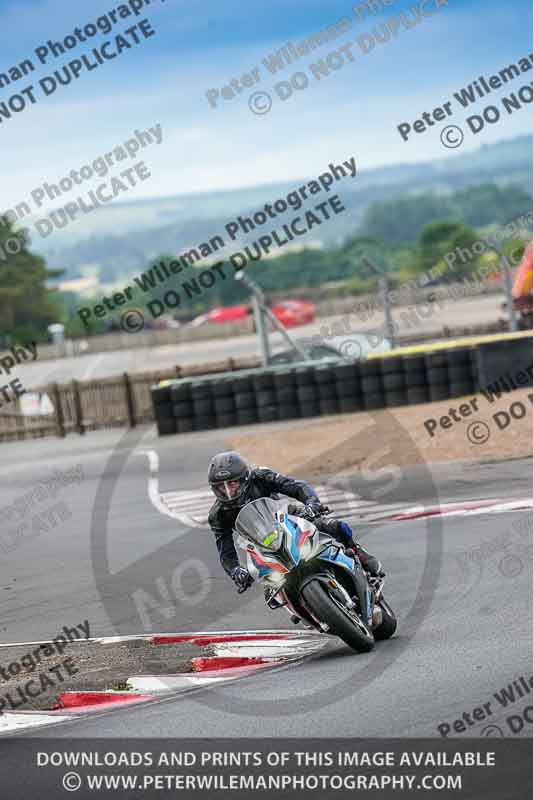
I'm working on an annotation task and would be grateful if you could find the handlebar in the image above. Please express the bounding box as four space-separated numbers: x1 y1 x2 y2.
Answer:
288 503 331 520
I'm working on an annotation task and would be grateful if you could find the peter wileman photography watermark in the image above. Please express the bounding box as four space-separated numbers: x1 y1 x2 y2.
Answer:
77 157 357 332
0 619 90 713
300 207 533 359
304 267 496 362
437 665 533 737
423 359 533 443
1 123 162 247
0 0 168 126
205 0 449 115
0 341 38 411
397 51 533 148
0 463 84 555
423 351 533 441
455 510 533 587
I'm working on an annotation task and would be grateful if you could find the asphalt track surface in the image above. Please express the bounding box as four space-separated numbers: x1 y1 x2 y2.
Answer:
19 294 503 385
1 421 532 738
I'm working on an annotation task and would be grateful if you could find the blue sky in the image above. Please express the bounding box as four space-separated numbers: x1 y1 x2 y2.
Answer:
1 0 533 209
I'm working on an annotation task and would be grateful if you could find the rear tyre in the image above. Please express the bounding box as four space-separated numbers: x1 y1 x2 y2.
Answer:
301 580 375 653
373 597 397 641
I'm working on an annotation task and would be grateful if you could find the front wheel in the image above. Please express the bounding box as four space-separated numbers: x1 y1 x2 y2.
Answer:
301 579 375 653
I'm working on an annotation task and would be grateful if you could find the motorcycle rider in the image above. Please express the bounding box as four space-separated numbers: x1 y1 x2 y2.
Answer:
207 450 384 593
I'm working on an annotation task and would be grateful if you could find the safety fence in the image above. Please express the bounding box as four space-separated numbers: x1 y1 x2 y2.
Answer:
0 356 261 443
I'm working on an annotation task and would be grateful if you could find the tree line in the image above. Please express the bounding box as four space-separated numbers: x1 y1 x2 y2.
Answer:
1 181 531 342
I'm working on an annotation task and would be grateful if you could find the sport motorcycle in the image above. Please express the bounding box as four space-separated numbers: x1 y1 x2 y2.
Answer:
234 497 397 652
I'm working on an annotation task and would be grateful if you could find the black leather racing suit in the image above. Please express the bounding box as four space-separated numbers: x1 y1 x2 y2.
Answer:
207 467 381 578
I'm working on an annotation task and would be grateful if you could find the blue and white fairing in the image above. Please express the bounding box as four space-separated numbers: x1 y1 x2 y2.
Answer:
234 497 356 584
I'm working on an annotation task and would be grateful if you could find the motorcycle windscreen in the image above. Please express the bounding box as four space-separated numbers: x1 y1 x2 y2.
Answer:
234 497 285 550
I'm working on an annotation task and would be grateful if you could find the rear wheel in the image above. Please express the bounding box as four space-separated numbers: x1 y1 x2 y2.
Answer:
373 597 397 640
301 579 375 653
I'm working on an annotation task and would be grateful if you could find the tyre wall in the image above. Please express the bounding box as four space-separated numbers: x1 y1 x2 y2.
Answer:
152 340 526 435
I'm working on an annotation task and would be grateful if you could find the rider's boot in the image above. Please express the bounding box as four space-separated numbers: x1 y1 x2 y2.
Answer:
332 521 385 578
353 542 385 578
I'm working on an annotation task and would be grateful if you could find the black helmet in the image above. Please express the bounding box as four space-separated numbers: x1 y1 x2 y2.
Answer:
208 451 251 505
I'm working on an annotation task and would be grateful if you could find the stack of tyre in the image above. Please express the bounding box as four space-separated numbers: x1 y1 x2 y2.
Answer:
151 348 480 436
173 377 248 432
424 348 476 401
333 357 410 410
291 366 321 418
333 363 364 413
232 373 271 425
271 368 302 420
446 348 477 397
350 356 398 409
402 355 429 405
151 383 176 436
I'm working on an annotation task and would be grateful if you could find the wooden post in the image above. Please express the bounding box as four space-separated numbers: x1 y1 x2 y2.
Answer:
72 380 85 435
123 372 136 428
52 382 66 438
15 398 25 440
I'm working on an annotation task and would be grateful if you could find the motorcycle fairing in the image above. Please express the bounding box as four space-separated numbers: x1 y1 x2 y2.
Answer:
318 544 356 573
242 511 314 581
246 547 290 579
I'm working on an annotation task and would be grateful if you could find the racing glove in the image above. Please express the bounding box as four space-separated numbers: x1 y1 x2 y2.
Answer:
303 500 325 519
230 566 254 593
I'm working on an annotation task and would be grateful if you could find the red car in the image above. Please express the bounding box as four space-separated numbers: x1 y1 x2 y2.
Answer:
270 300 315 328
206 305 249 323
192 300 315 328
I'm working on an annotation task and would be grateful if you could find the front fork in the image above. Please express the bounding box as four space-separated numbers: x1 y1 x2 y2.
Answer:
264 559 381 630
351 560 374 627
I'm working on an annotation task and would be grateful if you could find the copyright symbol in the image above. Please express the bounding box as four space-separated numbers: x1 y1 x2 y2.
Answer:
120 309 145 333
480 724 505 737
441 125 464 149
62 772 82 791
499 553 523 579
248 91 272 115
467 421 490 445
339 339 362 361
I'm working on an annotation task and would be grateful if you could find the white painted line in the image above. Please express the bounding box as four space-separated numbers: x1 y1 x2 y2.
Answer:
137 449 197 528
0 712 71 732
128 673 245 692
81 353 105 381
127 676 193 693
157 480 372 529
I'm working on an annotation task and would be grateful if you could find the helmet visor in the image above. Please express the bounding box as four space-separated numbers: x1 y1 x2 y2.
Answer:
211 477 247 503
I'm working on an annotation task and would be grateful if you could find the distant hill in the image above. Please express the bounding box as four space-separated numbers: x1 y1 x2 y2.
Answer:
31 132 533 287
